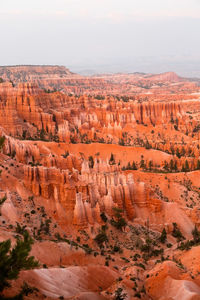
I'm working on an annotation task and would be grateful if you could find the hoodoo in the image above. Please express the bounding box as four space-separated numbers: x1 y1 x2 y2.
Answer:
0 66 200 299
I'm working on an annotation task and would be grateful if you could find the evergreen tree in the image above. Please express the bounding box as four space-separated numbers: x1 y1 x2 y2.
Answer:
192 225 200 243
0 231 39 297
196 160 200 170
176 148 181 158
127 162 131 170
62 151 69 158
145 140 151 149
115 288 127 300
172 223 185 241
174 160 178 172
160 228 167 243
181 163 186 172
0 136 5 151
188 148 192 157
94 228 108 248
169 159 174 171
39 129 46 141
140 159 145 169
109 153 115 165
170 145 175 155
148 160 153 171
100 212 107 223
88 156 94 168
118 138 125 146
180 146 186 157
111 208 127 231
0 196 6 206
184 160 190 172
132 161 137 170
163 161 169 171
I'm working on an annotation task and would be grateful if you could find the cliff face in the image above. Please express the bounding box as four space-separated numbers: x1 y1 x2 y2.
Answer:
0 81 199 144
0 77 199 230
1 68 200 299
22 159 156 227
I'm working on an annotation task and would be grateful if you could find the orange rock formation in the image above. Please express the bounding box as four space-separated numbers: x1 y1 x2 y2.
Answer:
0 66 200 299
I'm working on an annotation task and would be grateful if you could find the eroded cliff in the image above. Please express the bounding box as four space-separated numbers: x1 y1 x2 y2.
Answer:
0 68 200 300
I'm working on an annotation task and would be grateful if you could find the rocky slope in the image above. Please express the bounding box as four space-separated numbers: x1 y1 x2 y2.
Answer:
0 66 200 299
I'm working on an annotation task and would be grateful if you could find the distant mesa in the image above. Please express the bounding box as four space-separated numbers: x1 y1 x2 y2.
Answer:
145 71 182 82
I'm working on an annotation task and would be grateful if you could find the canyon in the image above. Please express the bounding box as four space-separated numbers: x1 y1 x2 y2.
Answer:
1 65 200 299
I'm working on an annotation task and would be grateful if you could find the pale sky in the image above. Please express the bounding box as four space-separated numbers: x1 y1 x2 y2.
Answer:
1 0 200 76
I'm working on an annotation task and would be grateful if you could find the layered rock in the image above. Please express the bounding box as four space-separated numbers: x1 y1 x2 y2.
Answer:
22 157 164 228
1 67 200 299
0 81 199 144
0 66 199 96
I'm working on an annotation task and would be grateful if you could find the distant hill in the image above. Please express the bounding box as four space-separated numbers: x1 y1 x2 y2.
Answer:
0 65 74 83
145 71 183 82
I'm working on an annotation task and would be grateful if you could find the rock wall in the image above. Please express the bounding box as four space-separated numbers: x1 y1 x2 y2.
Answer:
22 157 162 227
0 82 199 143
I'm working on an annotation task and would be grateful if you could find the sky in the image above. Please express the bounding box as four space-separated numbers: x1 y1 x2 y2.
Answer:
0 0 200 76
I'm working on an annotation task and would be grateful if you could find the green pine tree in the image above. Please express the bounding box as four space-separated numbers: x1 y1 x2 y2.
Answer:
0 231 39 297
148 160 153 171
115 288 127 300
109 153 115 165
180 146 186 157
0 136 5 151
127 162 131 170
184 160 190 172
111 207 127 231
140 159 145 169
132 161 137 170
163 161 169 171
169 159 174 171
196 160 200 170
192 225 200 243
160 228 167 243
176 148 181 158
174 161 178 172
88 156 94 168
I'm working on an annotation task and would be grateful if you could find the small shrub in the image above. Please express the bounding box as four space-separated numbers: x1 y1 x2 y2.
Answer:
160 228 167 243
100 212 107 222
172 223 185 241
